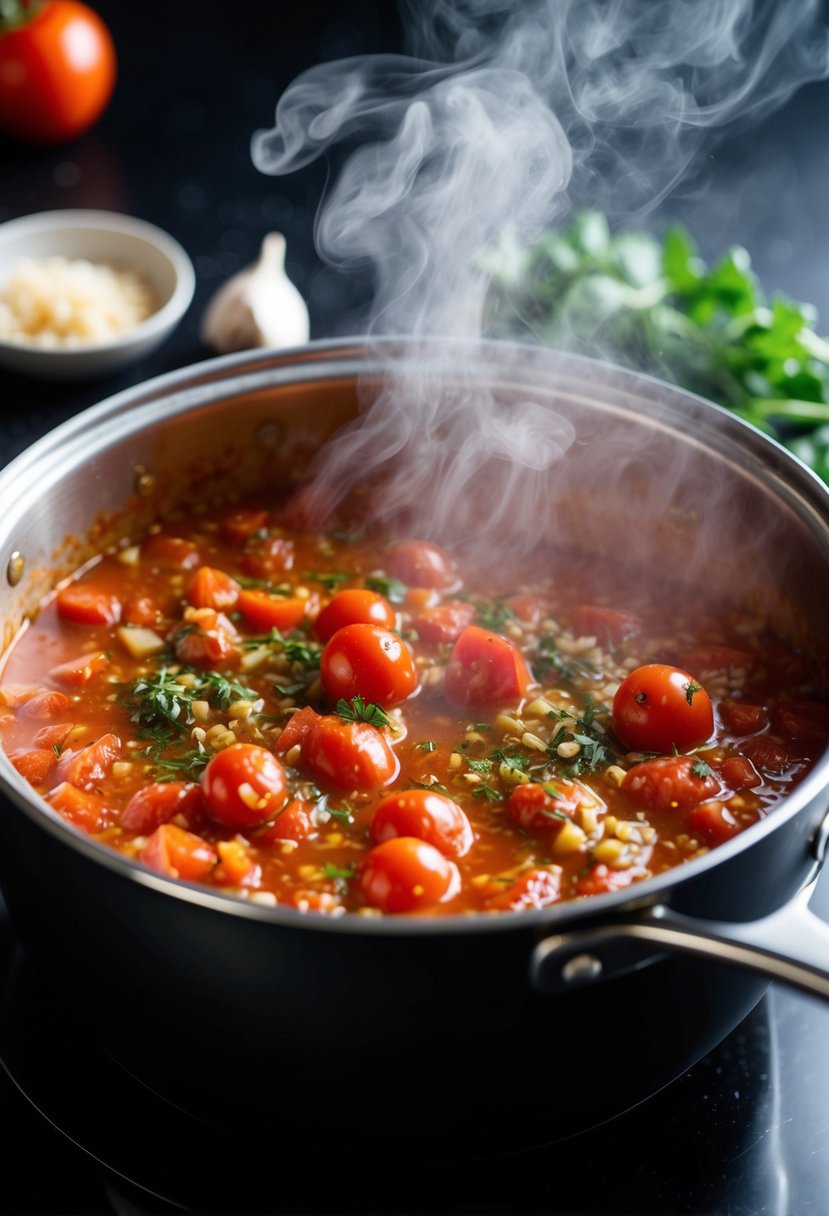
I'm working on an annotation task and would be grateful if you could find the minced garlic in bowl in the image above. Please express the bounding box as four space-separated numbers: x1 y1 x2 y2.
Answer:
0 255 157 349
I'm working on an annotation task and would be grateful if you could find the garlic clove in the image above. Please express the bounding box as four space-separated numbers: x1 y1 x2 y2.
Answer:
200 232 310 354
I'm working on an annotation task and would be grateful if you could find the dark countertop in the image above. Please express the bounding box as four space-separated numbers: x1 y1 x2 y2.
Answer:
1 4 829 1214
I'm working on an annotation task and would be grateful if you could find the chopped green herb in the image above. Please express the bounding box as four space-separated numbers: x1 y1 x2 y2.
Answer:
335 696 391 728
466 757 494 776
572 733 611 770
489 748 529 773
685 681 703 706
364 575 407 603
472 785 503 802
415 740 437 752
322 862 357 881
691 758 714 779
307 571 349 591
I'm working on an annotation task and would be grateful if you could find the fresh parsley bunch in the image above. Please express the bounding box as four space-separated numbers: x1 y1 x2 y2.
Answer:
485 210 829 483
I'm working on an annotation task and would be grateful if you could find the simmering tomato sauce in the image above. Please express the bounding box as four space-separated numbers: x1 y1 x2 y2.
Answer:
0 493 826 916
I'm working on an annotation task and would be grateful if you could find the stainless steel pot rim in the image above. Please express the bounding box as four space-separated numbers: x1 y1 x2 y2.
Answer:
1 336 827 937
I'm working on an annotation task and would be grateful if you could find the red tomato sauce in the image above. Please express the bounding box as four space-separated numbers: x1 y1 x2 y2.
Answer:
0 497 826 917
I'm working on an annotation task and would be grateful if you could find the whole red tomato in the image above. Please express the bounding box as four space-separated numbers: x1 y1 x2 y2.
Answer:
0 1 116 144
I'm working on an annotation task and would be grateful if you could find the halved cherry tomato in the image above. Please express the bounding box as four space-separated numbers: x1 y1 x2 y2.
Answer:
18 690 71 720
687 801 741 846
370 789 474 857
48 651 109 687
299 714 399 792
236 589 306 632
187 567 241 611
737 735 791 774
220 508 269 545
241 535 295 579
772 700 829 743
385 540 458 589
46 781 109 833
360 836 460 913
55 732 120 789
570 605 642 649
11 748 56 785
140 824 218 882
412 601 475 645
202 744 287 828
0 1 116 145
507 779 605 834
314 589 396 642
320 623 418 707
56 584 121 626
613 664 714 753
142 535 201 569
121 782 206 835
622 755 722 811
719 700 769 736
172 609 242 669
254 796 316 844
443 625 534 708
484 867 562 911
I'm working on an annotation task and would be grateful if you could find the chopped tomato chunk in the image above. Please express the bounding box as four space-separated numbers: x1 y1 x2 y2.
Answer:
241 535 295 579
48 652 109 687
220 508 270 544
215 840 262 887
719 699 769 736
121 782 206 834
676 645 756 678
718 754 762 790
687 801 741 846
484 867 562 911
237 589 306 632
385 540 458 589
412 601 475 645
187 567 241 611
32 723 76 750
575 863 646 898
570 605 642 649
142 534 201 569
772 700 829 743
172 608 242 669
56 733 121 790
507 780 605 834
56 585 122 627
46 782 110 833
139 824 218 881
11 748 56 785
255 797 316 844
123 595 166 627
622 756 722 811
18 690 72 720
737 735 791 774
274 706 321 757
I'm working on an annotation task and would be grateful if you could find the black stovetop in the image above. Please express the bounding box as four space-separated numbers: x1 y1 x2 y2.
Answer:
2 3 829 1213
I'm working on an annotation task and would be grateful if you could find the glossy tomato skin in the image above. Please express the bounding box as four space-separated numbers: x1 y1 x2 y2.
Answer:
622 755 722 811
0 1 116 144
360 836 461 913
370 789 474 857
299 714 399 792
613 664 714 753
314 589 396 643
385 540 458 589
320 623 418 707
201 744 287 829
443 625 534 708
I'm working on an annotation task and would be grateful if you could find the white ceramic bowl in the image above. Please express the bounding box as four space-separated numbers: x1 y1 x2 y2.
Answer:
0 210 195 380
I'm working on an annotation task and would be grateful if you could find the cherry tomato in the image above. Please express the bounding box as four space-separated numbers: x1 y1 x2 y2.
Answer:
320 623 418 707
412 600 475 645
202 744 287 828
370 789 474 857
219 508 269 544
718 754 762 791
314 589 396 642
0 1 116 145
443 625 534 708
613 664 714 753
385 540 458 589
299 714 399 792
507 779 605 833
56 584 121 626
622 755 722 811
241 535 294 579
360 837 460 913
254 797 316 844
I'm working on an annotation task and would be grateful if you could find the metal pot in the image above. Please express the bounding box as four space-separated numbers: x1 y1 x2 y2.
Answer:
0 338 827 1157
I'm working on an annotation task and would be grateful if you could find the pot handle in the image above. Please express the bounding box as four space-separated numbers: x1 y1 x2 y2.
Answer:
530 879 829 1002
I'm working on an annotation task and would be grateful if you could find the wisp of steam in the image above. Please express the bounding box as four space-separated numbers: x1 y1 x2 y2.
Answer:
252 0 829 554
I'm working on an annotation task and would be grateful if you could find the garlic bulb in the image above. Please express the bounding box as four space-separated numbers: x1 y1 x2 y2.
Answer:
200 232 310 354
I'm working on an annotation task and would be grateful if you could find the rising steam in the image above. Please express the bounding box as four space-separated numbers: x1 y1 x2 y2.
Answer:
252 0 829 552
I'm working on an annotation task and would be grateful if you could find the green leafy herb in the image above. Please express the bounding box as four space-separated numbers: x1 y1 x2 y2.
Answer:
307 571 349 591
335 696 391 728
127 666 197 733
322 863 358 881
486 210 829 485
691 758 714 779
243 628 321 667
153 746 210 782
490 747 530 773
572 733 611 771
466 757 494 775
472 785 503 802
364 575 407 603
685 681 703 706
414 740 437 752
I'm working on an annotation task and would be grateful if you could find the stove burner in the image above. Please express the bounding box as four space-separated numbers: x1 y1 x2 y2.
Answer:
0 940 796 1216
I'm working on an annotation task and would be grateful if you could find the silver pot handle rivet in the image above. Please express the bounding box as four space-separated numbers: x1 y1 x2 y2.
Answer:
6 551 24 586
562 953 603 984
